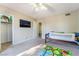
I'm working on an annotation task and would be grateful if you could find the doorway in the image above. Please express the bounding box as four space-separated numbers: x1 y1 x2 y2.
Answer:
38 22 42 38
1 15 12 52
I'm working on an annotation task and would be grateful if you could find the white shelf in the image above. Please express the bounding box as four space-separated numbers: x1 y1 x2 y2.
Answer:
1 22 11 24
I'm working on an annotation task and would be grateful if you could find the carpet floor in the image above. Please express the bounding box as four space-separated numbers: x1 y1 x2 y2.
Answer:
0 38 79 56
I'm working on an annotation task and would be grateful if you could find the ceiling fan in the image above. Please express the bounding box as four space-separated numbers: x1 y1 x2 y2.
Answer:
31 3 48 11
30 3 55 12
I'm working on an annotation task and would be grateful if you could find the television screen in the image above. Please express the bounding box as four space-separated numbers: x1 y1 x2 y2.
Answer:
20 19 31 28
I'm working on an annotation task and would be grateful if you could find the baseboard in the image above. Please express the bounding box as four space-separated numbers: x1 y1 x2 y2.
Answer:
1 41 12 44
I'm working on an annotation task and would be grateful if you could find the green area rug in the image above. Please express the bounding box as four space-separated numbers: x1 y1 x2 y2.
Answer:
38 45 72 56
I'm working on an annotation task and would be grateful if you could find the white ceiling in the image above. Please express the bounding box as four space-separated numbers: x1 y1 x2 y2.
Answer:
0 3 79 19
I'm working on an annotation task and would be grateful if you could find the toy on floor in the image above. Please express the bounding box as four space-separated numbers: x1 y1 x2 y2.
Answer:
38 45 72 56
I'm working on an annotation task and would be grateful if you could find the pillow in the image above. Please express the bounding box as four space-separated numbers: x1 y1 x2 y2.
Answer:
75 32 79 37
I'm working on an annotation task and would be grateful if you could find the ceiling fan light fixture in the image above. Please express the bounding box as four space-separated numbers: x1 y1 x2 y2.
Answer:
31 3 47 11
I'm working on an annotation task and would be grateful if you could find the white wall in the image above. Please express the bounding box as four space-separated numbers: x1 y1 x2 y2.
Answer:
76 11 79 32
41 10 79 39
0 5 38 45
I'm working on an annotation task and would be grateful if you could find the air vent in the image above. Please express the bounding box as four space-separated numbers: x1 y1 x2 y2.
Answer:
65 13 71 16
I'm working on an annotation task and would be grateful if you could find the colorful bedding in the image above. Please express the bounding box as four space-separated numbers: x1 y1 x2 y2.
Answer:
38 45 72 56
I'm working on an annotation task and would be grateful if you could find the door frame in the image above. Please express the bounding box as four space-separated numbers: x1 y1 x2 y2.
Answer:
0 20 1 51
38 22 42 38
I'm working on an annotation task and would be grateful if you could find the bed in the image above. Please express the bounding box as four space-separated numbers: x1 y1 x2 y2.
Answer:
45 32 79 45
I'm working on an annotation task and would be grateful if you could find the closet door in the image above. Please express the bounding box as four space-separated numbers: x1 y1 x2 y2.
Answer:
1 23 8 43
1 23 12 43
0 23 1 51
7 24 12 42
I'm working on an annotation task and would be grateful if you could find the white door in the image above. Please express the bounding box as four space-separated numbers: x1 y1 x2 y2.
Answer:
0 22 1 51
7 24 12 42
1 23 8 43
1 23 12 43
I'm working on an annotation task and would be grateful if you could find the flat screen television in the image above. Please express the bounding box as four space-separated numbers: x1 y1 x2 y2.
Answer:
20 19 31 28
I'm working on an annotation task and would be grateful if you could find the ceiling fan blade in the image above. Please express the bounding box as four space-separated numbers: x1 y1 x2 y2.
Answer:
43 3 56 12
